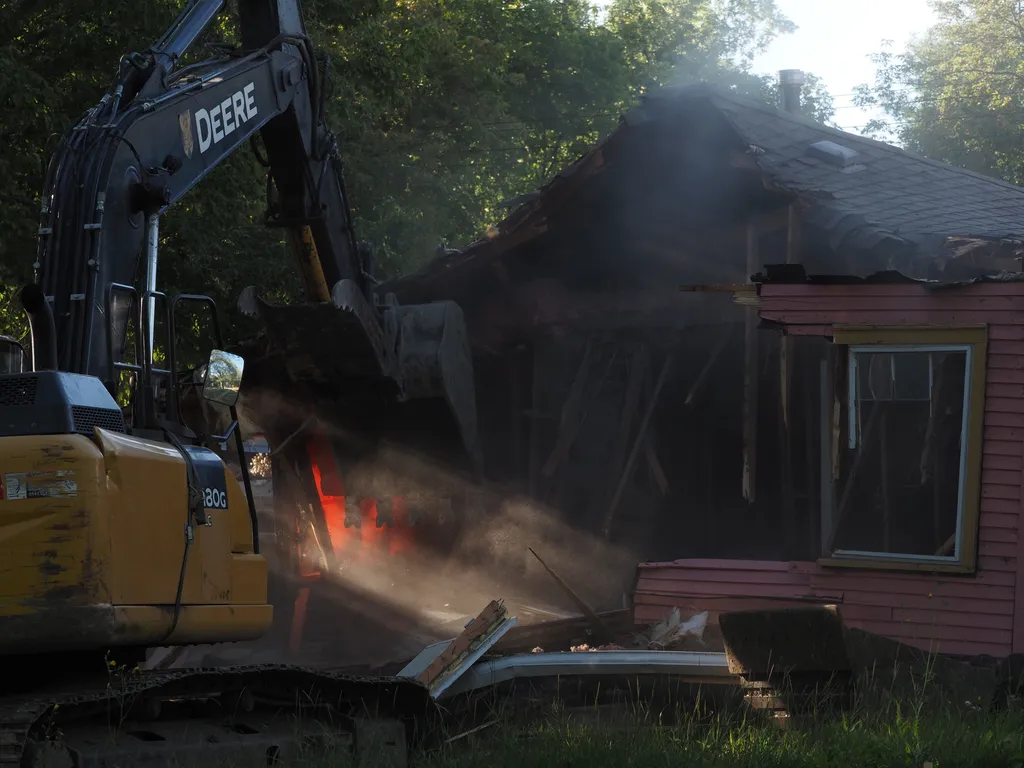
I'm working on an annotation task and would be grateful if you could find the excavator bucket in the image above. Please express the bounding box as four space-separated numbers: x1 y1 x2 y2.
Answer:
230 281 484 572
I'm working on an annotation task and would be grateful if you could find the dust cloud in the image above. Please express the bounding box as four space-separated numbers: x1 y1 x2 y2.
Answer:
185 391 640 671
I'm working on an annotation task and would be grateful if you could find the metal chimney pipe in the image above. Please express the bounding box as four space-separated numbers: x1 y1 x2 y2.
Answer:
779 69 806 115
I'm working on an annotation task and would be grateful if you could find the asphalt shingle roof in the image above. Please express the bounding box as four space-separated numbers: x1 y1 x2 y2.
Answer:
390 82 1024 298
646 84 1024 242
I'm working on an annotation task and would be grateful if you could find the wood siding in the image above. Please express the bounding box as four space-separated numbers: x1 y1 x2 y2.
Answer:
634 281 1024 659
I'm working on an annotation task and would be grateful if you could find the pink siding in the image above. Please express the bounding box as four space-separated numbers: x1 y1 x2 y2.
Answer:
634 281 1024 659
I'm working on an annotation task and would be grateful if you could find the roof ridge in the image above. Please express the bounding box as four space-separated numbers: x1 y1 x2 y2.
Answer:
682 83 1024 197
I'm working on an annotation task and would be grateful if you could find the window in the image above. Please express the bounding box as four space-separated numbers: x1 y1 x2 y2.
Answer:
821 326 987 573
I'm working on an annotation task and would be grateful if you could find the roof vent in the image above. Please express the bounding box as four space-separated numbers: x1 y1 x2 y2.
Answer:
807 140 860 167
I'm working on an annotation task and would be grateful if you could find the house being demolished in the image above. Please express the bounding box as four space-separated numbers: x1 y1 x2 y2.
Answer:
388 83 1024 659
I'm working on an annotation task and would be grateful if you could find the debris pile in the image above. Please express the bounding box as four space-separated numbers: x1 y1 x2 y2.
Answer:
391 548 733 705
394 597 734 702
642 606 709 650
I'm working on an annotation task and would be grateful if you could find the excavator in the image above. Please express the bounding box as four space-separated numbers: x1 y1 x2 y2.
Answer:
0 0 482 763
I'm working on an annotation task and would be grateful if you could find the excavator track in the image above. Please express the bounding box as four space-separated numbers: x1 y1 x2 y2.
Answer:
1 664 433 767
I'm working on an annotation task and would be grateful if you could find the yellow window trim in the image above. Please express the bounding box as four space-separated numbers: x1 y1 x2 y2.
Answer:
821 324 988 574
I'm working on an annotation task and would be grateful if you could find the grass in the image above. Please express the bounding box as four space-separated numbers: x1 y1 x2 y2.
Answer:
405 700 1024 768
97 653 1024 768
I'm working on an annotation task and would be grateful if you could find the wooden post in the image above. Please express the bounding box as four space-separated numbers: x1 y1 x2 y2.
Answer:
528 342 543 496
779 204 801 547
780 204 802 430
602 352 675 538
806 352 820 556
542 337 595 478
743 222 759 503
605 344 648 509
881 411 890 552
819 359 834 555
511 348 526 485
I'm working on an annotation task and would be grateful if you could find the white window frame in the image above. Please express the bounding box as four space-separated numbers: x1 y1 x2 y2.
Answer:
831 343 973 565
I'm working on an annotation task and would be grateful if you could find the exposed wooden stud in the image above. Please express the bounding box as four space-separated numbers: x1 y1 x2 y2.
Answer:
881 411 890 553
642 347 669 495
685 324 733 407
743 222 760 503
778 344 797 554
511 350 526 484
779 203 801 550
528 342 544 497
645 440 670 495
819 359 834 555
542 338 595 478
827 402 883 553
780 204 801 428
528 547 613 644
806 351 820 556
604 344 648 509
602 352 675 538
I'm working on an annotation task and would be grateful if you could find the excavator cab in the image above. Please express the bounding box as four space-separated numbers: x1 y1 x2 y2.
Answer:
2 0 482 683
0 287 272 662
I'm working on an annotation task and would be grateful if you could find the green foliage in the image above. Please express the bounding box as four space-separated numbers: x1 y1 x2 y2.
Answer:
0 0 837 343
855 0 1024 184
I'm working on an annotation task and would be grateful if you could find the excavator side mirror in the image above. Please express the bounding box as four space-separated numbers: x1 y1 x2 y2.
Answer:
201 349 245 408
0 336 26 374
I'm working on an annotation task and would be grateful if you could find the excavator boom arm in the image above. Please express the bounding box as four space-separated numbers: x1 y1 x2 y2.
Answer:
38 0 368 391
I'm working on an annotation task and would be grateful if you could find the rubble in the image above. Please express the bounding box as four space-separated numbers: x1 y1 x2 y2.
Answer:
393 598 737 705
643 607 709 650
399 600 518 698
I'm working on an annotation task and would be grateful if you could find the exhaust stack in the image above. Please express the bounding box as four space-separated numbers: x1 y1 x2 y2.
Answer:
20 283 58 372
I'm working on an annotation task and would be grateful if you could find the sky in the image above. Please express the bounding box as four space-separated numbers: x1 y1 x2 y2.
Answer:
591 0 939 139
750 0 937 136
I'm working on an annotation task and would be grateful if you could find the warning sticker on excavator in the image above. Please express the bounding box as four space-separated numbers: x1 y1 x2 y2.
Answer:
3 470 78 500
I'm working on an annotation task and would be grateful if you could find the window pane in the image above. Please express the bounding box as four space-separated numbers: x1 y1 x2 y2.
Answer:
860 352 894 400
833 349 967 558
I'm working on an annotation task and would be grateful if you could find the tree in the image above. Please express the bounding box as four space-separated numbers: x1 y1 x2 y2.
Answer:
0 0 834 344
854 0 1024 185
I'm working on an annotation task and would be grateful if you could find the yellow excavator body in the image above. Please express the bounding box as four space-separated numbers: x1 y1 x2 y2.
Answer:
0 427 271 656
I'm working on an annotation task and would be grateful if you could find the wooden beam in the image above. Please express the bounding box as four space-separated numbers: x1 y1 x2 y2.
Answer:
779 203 802 429
604 344 648 510
643 360 670 495
602 352 675 538
528 343 544 496
779 204 801 550
542 338 595 478
685 324 733 407
528 547 612 644
742 222 760 503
